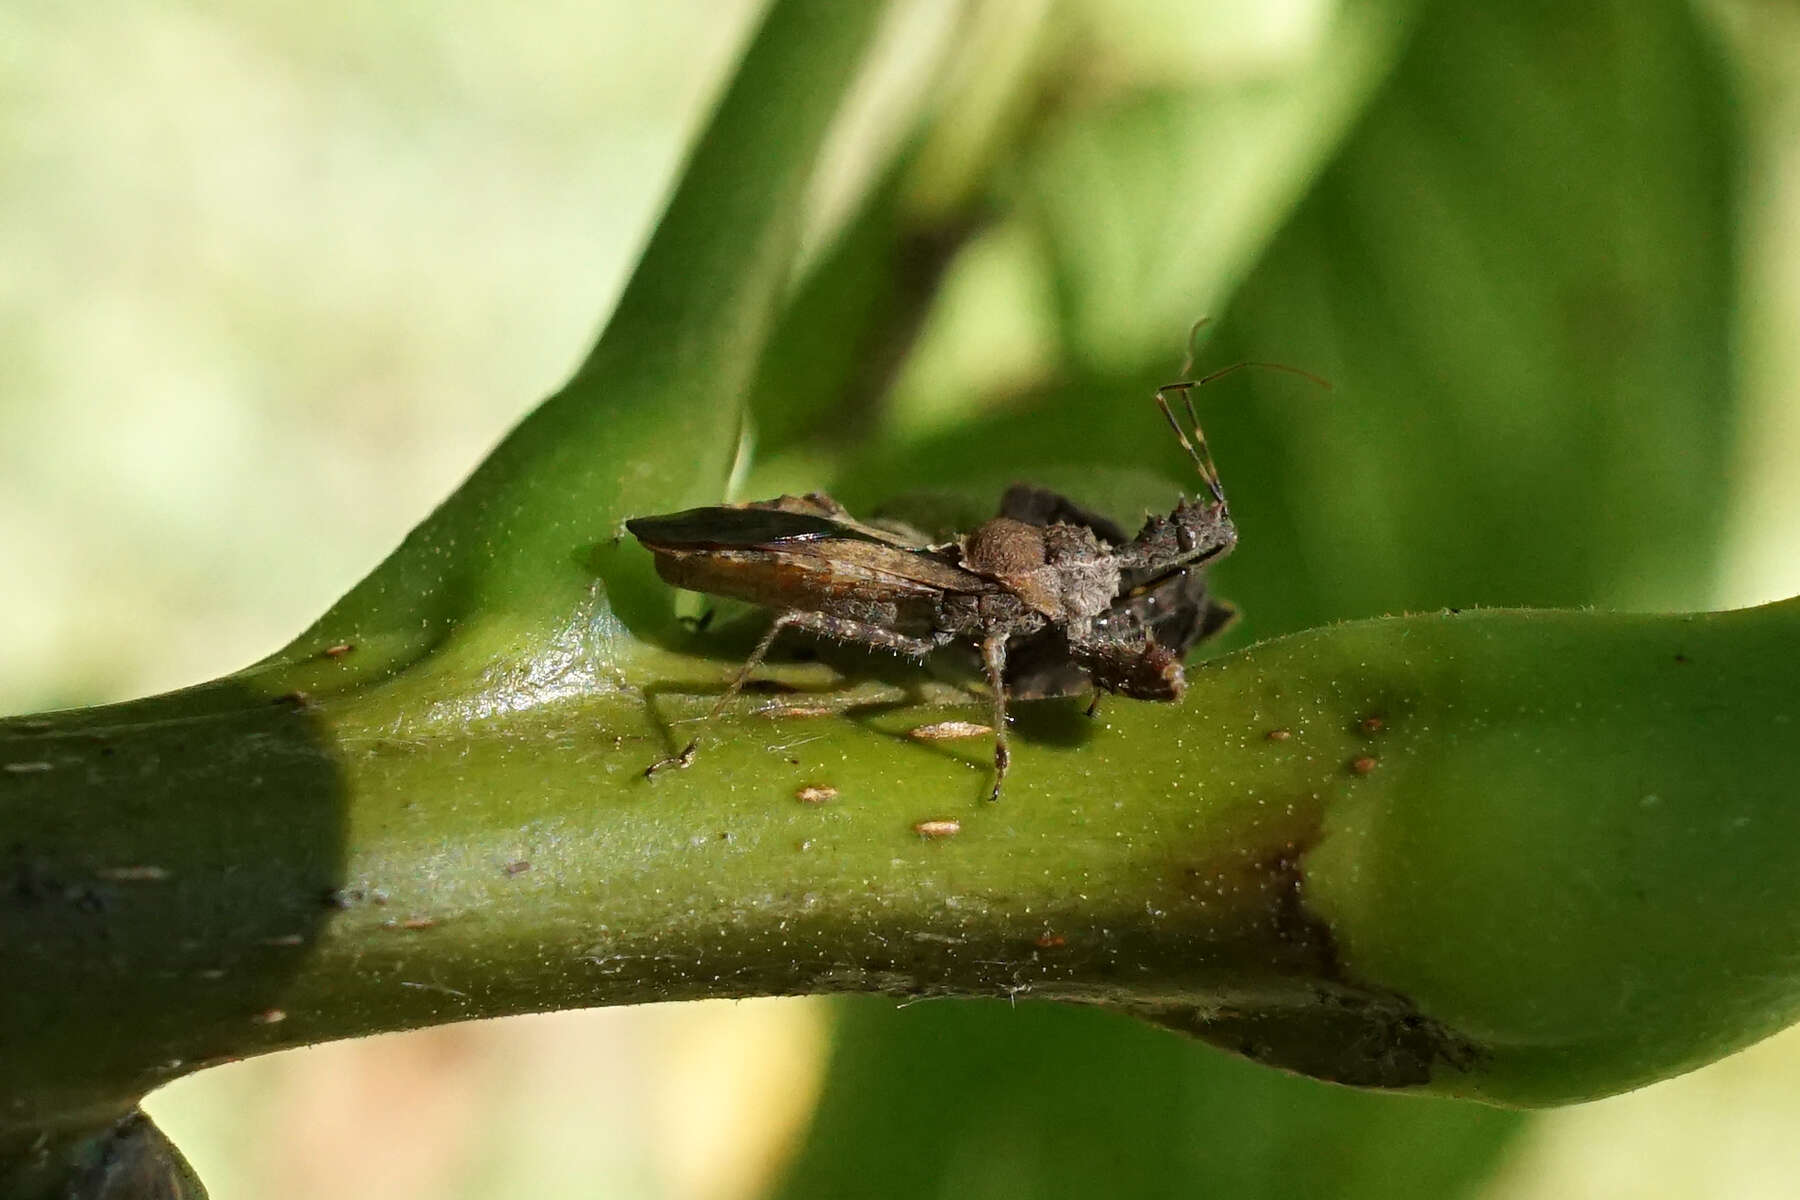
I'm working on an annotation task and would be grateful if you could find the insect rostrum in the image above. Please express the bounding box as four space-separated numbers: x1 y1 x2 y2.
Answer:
626 387 1236 801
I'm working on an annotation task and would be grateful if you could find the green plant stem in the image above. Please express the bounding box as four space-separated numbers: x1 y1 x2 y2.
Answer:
8 599 1800 1143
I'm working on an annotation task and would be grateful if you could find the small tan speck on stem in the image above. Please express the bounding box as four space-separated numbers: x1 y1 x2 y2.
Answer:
908 721 992 742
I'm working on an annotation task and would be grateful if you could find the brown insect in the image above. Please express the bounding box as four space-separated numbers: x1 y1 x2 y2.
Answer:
627 380 1251 800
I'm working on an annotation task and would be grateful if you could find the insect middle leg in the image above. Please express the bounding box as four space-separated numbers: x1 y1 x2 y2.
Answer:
645 611 951 778
980 635 1011 802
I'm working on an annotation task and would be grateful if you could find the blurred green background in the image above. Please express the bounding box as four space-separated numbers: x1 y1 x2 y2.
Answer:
7 0 1800 1196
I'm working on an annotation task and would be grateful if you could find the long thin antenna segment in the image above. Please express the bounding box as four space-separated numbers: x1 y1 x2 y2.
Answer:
1154 385 1223 503
1181 390 1225 504
1156 349 1332 504
1185 359 1333 393
1177 316 1215 380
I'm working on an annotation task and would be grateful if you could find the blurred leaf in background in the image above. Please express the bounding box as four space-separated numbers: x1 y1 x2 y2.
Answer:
777 1002 1519 1200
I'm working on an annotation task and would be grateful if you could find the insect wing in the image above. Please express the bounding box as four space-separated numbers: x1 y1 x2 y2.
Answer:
782 537 991 596
632 503 996 622
627 506 883 552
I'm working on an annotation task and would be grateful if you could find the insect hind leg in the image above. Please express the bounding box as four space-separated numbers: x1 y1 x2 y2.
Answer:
644 612 951 780
645 613 796 778
780 611 953 660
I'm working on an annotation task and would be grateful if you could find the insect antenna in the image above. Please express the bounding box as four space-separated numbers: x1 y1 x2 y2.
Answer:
1154 384 1225 503
1176 316 1332 395
1158 335 1332 502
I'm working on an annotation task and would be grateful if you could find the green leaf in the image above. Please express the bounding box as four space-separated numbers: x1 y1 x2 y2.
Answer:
1027 0 1426 376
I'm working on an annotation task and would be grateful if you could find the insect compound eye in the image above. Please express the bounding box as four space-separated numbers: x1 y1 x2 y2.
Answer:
1176 524 1198 553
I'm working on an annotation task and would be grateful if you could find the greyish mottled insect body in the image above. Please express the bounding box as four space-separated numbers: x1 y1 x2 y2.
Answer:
626 386 1238 801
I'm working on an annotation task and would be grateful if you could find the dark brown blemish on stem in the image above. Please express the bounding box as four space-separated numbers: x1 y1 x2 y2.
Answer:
1154 808 1484 1088
1150 990 1480 1089
8 851 110 915
321 887 369 909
